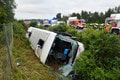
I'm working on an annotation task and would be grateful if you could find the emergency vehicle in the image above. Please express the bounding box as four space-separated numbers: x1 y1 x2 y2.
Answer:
105 14 120 34
67 17 85 29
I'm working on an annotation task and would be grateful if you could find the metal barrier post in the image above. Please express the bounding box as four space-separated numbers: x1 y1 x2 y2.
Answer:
3 24 13 70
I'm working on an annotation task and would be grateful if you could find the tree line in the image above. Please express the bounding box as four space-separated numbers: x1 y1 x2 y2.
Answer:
0 0 120 25
56 5 120 23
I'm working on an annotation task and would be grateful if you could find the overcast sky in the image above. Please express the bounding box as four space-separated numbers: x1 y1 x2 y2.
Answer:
15 0 120 19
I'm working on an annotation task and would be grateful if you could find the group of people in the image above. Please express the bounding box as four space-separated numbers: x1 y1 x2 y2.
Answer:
89 23 111 32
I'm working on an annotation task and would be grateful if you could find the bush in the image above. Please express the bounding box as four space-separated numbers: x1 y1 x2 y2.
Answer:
49 23 78 37
29 21 37 27
27 24 120 79
75 28 120 80
10 21 59 80
36 25 47 30
50 23 68 32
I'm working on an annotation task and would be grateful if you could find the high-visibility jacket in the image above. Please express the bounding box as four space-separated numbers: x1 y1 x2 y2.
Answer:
106 26 111 31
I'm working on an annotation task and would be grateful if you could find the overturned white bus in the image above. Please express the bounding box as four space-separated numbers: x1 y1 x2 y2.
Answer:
26 27 84 76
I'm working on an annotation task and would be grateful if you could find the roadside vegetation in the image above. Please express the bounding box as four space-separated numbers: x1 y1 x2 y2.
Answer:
37 23 120 80
75 29 120 80
0 0 120 79
0 20 120 80
11 21 59 80
0 19 120 80
0 21 59 80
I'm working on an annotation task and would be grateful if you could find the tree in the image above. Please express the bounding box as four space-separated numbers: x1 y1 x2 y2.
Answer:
81 11 89 22
68 5 120 23
76 13 81 19
61 15 68 22
70 13 77 17
56 13 62 21
30 21 37 27
116 5 120 13
93 12 100 23
99 12 105 23
105 8 114 18
0 0 16 24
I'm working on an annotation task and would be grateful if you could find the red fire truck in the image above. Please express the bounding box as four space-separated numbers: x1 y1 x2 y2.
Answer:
67 17 85 29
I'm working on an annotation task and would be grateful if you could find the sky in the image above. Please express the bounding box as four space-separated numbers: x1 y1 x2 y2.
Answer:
15 0 120 19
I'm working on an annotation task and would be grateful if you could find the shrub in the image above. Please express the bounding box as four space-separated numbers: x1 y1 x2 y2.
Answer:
50 23 68 32
36 25 47 30
49 23 78 37
75 29 120 80
27 24 120 79
29 21 37 27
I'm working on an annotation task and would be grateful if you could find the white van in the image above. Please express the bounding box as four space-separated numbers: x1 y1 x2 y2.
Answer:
26 27 84 76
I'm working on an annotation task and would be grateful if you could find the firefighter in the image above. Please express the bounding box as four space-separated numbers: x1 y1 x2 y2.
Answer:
106 24 111 32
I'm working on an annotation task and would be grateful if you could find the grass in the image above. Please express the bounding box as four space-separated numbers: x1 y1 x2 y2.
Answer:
0 22 59 80
11 31 59 79
11 37 59 80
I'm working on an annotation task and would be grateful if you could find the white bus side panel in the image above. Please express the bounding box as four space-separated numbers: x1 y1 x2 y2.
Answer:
29 28 50 50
